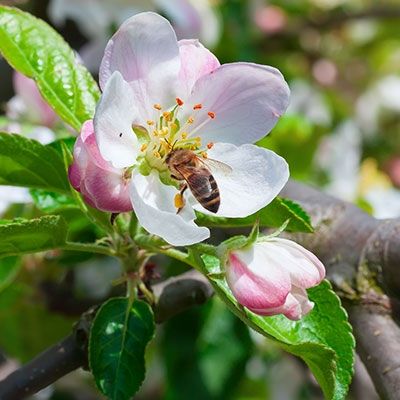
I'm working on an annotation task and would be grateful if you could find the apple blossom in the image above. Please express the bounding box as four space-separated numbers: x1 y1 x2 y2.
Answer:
68 120 132 213
71 12 290 246
225 238 325 320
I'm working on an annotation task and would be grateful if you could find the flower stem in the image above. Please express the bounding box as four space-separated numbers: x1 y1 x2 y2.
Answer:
61 241 116 257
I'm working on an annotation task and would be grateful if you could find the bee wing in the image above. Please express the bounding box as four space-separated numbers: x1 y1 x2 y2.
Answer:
175 164 220 213
198 157 233 176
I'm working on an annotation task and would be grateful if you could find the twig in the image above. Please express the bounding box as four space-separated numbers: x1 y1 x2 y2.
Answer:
0 335 84 400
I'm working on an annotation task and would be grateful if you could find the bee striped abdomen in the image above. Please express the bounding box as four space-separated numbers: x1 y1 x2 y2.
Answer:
186 170 220 213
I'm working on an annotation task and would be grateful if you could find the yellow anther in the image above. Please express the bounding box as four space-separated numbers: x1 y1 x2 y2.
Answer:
153 150 161 158
153 130 159 137
201 151 208 158
147 120 154 126
181 132 188 139
170 122 178 131
174 193 185 209
163 111 172 121
140 143 148 152
187 117 194 124
191 145 197 150
153 103 162 110
161 127 169 136
195 137 201 144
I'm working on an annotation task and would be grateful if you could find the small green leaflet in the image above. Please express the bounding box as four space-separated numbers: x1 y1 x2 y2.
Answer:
89 298 155 400
29 189 78 213
0 132 69 193
0 215 68 258
200 255 355 400
0 6 100 131
196 196 313 233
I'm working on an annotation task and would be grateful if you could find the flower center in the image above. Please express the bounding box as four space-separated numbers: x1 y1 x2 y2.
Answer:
137 98 215 173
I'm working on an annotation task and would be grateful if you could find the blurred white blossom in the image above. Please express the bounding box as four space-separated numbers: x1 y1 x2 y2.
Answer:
287 80 331 126
316 120 361 200
356 75 400 137
316 121 400 218
49 0 221 71
3 72 56 144
0 186 31 215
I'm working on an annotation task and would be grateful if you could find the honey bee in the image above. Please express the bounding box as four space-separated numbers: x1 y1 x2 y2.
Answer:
166 149 232 214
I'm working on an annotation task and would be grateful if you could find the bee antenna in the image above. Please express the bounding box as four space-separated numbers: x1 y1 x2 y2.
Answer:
171 139 178 150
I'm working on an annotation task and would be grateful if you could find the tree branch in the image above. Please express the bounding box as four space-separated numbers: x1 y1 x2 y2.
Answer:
281 180 400 400
348 305 400 400
0 335 84 400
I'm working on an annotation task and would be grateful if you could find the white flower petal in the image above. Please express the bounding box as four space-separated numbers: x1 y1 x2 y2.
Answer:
99 12 181 110
94 71 140 169
184 62 290 145
129 171 210 246
193 143 289 217
268 238 326 286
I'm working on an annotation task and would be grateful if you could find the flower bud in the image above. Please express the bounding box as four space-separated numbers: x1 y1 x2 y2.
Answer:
225 238 325 320
68 120 132 212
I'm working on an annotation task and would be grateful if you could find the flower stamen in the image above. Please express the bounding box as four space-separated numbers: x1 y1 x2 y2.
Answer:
140 143 148 152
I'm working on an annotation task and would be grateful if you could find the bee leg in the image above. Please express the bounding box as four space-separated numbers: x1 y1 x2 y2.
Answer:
174 184 188 214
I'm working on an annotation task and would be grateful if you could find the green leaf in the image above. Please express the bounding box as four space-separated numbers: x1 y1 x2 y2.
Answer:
30 189 78 212
0 256 21 293
0 215 68 257
0 6 100 131
200 255 355 400
89 298 155 400
196 197 313 233
0 132 69 193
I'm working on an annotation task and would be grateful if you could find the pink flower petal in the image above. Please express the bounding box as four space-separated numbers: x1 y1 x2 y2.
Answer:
12 72 58 127
268 238 326 287
69 120 132 213
226 251 291 310
99 12 181 111
225 239 324 320
178 39 220 97
183 62 290 145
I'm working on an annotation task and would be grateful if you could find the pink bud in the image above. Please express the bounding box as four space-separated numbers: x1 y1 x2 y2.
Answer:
11 72 58 128
68 120 132 213
226 238 325 320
